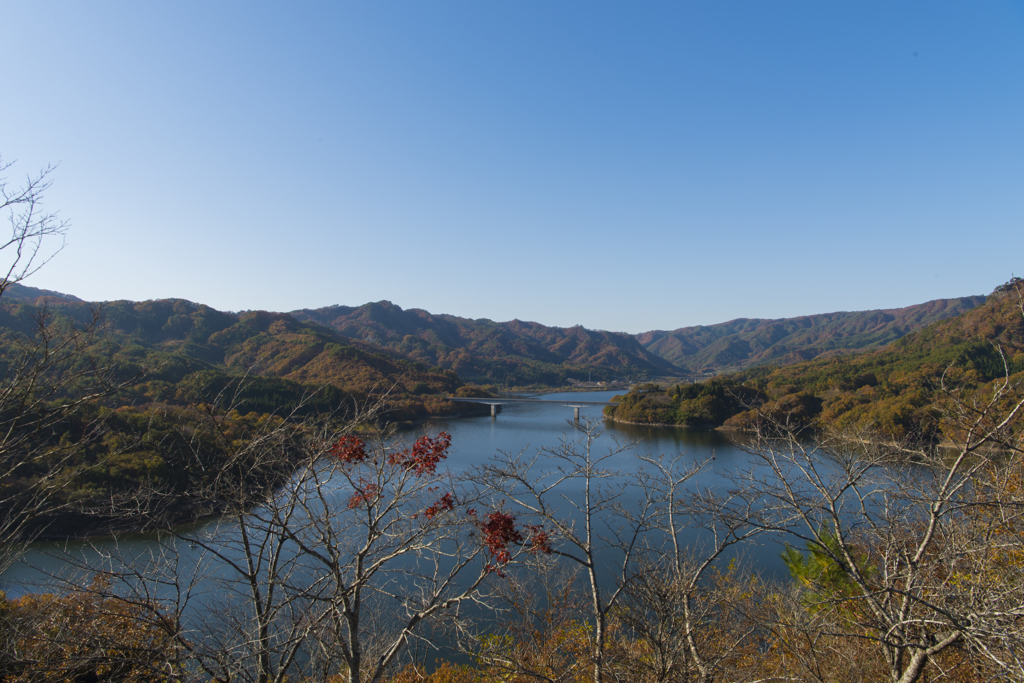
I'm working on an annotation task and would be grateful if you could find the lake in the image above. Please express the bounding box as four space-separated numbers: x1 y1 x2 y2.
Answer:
0 389 790 599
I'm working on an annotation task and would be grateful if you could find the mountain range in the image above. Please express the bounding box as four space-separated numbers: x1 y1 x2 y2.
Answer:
609 277 1024 438
290 296 985 384
2 282 986 388
637 295 985 375
0 287 478 422
0 280 1006 533
289 301 678 385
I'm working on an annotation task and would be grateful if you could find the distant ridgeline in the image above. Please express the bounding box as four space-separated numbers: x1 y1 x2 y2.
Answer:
607 280 1024 442
2 281 84 303
0 294 498 421
636 295 985 375
292 295 985 386
290 300 678 385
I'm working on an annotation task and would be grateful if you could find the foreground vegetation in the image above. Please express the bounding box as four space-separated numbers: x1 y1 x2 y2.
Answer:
2 408 1021 683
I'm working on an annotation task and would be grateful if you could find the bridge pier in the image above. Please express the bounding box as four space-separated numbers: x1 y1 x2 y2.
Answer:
445 396 620 422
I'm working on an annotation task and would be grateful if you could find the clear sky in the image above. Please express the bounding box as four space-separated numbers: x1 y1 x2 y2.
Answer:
2 2 1022 334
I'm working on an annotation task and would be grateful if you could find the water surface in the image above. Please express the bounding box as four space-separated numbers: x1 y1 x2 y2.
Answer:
1 390 789 597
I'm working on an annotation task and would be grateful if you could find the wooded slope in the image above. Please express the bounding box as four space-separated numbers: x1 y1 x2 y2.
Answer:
0 295 481 422
637 296 985 374
610 281 1023 439
291 300 678 385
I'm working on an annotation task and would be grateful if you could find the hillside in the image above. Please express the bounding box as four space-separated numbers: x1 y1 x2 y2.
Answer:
7 288 981 395
0 297 485 423
2 281 1016 537
0 295 495 536
637 296 985 374
1 281 84 303
290 300 679 386
290 295 987 388
610 281 1023 439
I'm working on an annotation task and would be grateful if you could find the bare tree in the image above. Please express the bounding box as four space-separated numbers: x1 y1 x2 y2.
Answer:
0 573 186 682
117 383 516 683
612 455 766 683
0 155 68 297
0 157 139 569
477 418 659 683
732 364 1024 683
260 428 502 683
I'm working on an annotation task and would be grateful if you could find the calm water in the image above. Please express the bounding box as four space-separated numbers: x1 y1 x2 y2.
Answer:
0 390 789 599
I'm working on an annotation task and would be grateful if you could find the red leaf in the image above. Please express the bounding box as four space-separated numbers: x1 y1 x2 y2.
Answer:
332 436 368 464
423 492 456 520
388 432 451 476
481 511 523 568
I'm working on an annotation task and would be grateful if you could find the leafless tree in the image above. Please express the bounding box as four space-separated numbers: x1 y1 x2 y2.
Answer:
106 383 510 683
258 429 500 683
731 358 1024 683
0 571 187 682
612 454 766 683
0 155 68 297
477 418 660 683
472 555 590 683
0 157 139 570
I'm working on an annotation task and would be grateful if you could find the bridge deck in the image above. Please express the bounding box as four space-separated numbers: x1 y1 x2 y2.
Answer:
447 397 620 406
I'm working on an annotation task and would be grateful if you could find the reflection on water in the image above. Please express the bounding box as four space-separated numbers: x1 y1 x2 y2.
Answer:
1 390 791 598
424 390 748 471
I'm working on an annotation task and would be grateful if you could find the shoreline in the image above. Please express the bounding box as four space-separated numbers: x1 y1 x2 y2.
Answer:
480 385 631 397
23 402 996 545
25 395 621 543
607 416 995 454
606 415 738 431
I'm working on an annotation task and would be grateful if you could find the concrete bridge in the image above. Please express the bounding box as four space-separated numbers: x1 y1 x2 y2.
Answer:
447 396 621 421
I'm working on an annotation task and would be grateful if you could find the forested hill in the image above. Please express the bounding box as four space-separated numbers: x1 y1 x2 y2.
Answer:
0 295 501 536
2 281 84 303
609 280 1023 439
636 295 985 374
5 287 988 397
0 297 483 422
290 300 678 385
291 294 987 386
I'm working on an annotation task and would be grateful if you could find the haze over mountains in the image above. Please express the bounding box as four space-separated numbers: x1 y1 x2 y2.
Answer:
4 283 985 386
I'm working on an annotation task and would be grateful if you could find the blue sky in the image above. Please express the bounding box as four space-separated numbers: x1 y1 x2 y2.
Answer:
2 2 1022 333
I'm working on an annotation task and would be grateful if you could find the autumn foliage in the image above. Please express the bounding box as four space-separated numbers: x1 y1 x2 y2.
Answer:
388 432 452 475
481 511 523 567
331 435 369 464
333 433 452 476
613 282 1024 443
423 491 456 520
329 433 548 573
479 512 553 574
0 579 180 682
